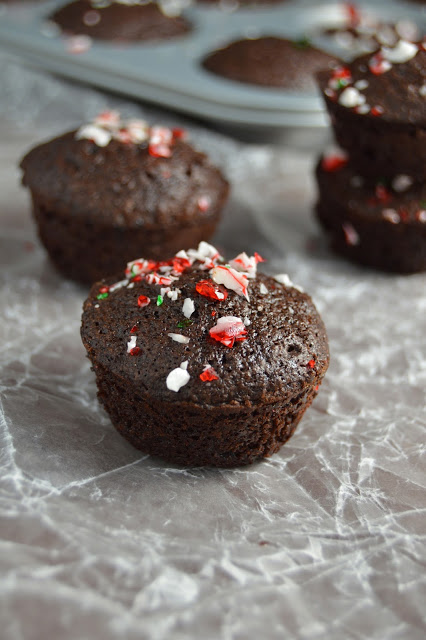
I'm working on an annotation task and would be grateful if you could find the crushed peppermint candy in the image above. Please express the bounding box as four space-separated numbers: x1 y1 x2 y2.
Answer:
382 209 400 224
209 316 247 348
228 252 263 279
166 362 190 392
195 279 227 301
354 79 369 90
211 265 249 301
200 365 219 382
259 283 268 295
127 335 137 353
392 175 413 193
273 274 304 293
382 40 418 64
138 295 150 308
197 195 211 212
342 222 360 246
76 124 111 147
369 52 392 75
75 111 185 156
338 87 366 108
321 149 348 172
182 298 195 318
168 333 190 344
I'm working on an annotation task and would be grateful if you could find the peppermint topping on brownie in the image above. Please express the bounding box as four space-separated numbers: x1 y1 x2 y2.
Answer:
95 243 306 392
75 111 186 157
166 361 190 392
325 40 425 118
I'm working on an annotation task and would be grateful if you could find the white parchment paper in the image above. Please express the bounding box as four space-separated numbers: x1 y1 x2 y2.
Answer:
0 53 425 640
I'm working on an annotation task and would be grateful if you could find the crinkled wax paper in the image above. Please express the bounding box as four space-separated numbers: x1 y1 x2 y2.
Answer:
0 54 425 640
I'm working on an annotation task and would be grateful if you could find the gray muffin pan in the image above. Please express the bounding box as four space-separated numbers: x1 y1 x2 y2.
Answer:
0 0 424 127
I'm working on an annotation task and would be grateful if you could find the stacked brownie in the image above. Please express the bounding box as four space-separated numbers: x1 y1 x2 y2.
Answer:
315 40 426 273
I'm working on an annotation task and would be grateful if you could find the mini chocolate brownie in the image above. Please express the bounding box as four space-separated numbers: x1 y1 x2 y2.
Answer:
317 41 426 181
20 112 229 284
202 37 338 92
81 243 329 467
50 0 191 42
315 151 426 273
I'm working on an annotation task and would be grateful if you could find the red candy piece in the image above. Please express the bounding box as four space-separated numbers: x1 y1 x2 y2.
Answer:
322 154 348 172
130 325 138 334
200 366 219 382
129 347 141 356
137 295 150 308
209 317 247 348
307 359 315 369
254 252 265 263
148 143 172 158
346 3 361 27
99 285 109 294
196 279 228 301
172 127 186 140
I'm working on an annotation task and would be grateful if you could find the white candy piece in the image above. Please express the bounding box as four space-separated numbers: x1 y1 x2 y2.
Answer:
187 241 220 263
182 298 195 318
259 283 268 295
420 84 426 98
168 333 190 344
392 175 413 193
228 252 257 278
75 124 111 147
382 40 418 64
127 335 137 353
167 289 180 301
109 278 128 292
166 362 190 392
355 79 369 90
382 209 400 224
338 87 366 108
211 266 249 301
273 274 304 293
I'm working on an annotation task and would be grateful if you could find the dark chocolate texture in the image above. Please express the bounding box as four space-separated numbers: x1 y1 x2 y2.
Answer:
20 132 229 283
50 0 191 42
81 262 329 466
202 37 338 91
315 157 426 273
317 47 426 180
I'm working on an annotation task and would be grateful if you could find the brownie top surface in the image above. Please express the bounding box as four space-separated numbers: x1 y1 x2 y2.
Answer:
317 153 426 224
317 42 426 125
50 0 191 41
20 115 229 227
202 36 338 91
81 243 329 408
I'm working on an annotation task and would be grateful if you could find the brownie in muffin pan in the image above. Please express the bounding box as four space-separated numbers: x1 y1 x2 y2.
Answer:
81 243 329 467
317 41 426 181
50 0 191 42
20 112 229 284
202 37 338 92
315 151 426 273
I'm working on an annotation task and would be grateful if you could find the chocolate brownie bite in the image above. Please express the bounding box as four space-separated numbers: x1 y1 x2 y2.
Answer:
81 243 329 467
50 0 191 42
20 112 229 284
202 36 338 92
315 150 426 273
317 41 426 181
